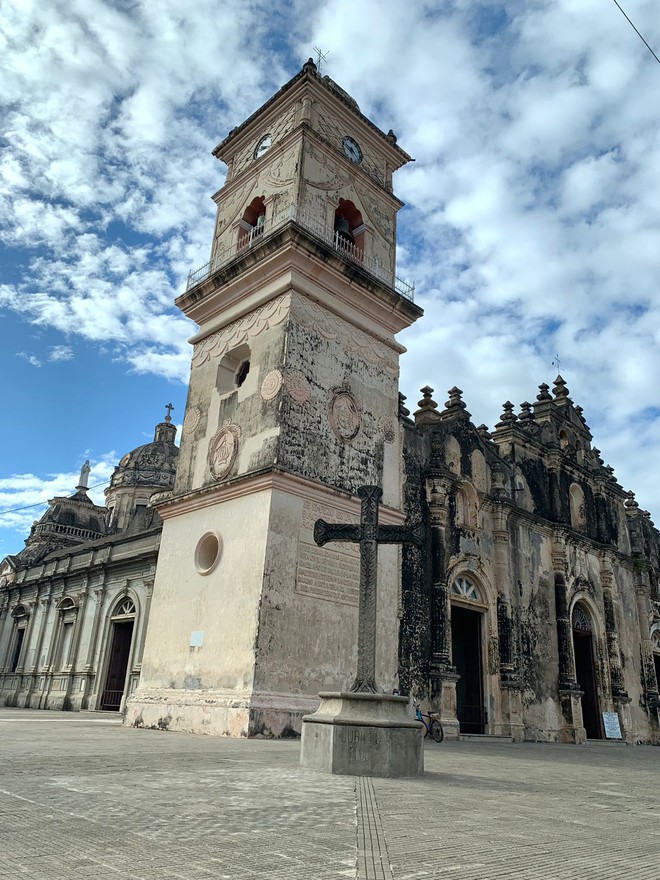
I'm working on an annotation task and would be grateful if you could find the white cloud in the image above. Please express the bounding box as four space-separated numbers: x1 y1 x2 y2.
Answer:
1 0 660 522
48 345 74 362
17 351 42 368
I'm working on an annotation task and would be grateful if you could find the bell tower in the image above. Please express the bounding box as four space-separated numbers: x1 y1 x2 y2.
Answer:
126 60 423 737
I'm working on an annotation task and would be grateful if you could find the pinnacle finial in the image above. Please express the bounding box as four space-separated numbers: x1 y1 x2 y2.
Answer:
552 375 569 400
164 403 174 423
625 490 639 510
414 386 441 424
536 383 552 402
495 401 517 428
417 386 438 412
518 401 534 421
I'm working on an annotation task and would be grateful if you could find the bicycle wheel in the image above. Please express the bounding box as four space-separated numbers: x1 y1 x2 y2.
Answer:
431 720 444 743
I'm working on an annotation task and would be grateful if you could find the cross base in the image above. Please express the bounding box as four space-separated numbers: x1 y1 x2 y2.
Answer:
300 691 424 778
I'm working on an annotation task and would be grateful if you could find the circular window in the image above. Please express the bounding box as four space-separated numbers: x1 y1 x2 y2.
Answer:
194 531 223 575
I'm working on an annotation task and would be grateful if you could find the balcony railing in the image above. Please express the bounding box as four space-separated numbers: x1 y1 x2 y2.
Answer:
186 202 414 300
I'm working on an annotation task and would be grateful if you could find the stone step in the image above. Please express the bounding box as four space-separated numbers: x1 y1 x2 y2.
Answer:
459 733 514 743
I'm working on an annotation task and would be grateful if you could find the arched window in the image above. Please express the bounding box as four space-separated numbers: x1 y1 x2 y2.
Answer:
572 604 592 633
217 343 251 395
112 597 136 618
559 430 569 450
237 196 266 249
451 576 480 602
8 605 29 673
333 199 364 261
569 483 586 530
455 482 478 529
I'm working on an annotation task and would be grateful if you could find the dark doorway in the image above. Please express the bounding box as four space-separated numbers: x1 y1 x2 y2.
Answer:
101 621 134 710
451 605 485 734
573 630 602 739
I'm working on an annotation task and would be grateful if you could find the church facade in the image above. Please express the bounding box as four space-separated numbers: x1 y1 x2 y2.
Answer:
0 414 178 712
2 62 659 744
399 382 660 743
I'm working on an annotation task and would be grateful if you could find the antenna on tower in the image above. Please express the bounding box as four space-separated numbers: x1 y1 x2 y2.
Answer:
313 46 329 74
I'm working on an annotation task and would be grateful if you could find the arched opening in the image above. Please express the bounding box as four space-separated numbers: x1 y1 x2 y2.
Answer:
56 598 77 670
237 196 266 249
569 483 585 531
217 343 251 396
559 429 569 450
333 199 364 261
8 605 29 673
101 597 136 711
455 482 478 529
652 630 660 695
450 576 486 734
571 603 602 739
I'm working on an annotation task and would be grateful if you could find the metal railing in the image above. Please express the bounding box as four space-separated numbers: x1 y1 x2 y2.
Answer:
33 522 104 541
186 202 414 300
101 688 124 710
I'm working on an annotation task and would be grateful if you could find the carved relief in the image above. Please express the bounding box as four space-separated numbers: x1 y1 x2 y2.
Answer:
329 389 362 443
291 294 398 378
232 106 298 178
208 421 242 481
354 181 394 240
214 178 258 239
263 143 299 189
192 295 290 366
183 405 201 435
285 370 311 404
260 369 283 401
303 142 351 191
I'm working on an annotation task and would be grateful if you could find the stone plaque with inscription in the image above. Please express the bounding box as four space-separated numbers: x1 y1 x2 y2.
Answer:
296 500 359 606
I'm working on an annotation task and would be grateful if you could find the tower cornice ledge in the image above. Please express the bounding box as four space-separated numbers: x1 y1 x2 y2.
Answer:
154 467 407 524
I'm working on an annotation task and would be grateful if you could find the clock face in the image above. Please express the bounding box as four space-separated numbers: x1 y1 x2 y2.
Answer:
342 136 362 164
253 134 272 160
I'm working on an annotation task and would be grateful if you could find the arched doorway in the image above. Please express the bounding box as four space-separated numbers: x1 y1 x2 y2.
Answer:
101 598 136 711
571 604 602 739
450 576 486 734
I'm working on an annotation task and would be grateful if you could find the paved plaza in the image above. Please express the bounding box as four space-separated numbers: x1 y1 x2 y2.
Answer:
0 708 657 879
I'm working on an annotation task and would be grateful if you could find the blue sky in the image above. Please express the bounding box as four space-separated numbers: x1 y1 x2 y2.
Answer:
1 0 659 558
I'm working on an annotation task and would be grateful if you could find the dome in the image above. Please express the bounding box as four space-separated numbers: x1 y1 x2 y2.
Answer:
108 416 178 491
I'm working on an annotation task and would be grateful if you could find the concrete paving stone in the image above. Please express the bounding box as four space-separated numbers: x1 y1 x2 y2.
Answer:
0 709 658 879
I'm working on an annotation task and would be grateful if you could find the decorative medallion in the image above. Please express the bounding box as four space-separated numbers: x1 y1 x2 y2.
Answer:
329 389 362 443
260 369 283 402
208 421 242 481
379 416 396 443
285 370 312 404
183 405 201 435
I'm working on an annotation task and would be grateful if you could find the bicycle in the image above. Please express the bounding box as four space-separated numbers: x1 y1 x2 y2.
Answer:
415 703 444 743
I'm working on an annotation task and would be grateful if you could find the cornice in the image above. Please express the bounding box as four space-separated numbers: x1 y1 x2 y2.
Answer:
157 467 406 525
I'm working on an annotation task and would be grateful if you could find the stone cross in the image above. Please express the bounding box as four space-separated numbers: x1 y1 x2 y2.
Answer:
314 485 423 694
165 403 174 422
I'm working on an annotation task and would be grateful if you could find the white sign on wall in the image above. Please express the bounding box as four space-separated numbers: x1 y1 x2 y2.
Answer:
189 630 204 648
602 711 622 740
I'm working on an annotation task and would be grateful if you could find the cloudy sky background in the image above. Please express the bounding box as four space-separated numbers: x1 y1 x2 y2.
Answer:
1 0 659 556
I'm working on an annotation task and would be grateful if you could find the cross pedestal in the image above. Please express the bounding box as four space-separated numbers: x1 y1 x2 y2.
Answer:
300 486 424 777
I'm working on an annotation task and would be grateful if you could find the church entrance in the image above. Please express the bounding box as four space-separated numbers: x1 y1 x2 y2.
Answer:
101 600 136 711
451 604 485 734
572 605 602 739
